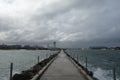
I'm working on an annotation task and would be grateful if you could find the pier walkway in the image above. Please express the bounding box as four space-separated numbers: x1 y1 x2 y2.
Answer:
39 50 88 80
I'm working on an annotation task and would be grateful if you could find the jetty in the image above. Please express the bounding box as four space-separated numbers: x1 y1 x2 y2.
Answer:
12 50 95 80
31 50 94 80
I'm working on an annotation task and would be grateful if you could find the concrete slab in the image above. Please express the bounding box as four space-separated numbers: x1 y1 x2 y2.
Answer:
39 50 87 80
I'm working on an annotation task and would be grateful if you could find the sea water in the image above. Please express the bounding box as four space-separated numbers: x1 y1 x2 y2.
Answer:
0 50 58 80
0 49 120 80
66 49 120 80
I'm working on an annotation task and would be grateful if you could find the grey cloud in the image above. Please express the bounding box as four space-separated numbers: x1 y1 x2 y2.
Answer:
0 18 14 31
0 0 120 47
4 0 15 4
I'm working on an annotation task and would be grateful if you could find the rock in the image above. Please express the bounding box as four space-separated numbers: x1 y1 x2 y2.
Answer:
13 73 32 80
88 71 93 77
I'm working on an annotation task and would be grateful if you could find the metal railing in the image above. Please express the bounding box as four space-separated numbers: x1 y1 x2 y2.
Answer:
65 50 118 80
0 51 59 80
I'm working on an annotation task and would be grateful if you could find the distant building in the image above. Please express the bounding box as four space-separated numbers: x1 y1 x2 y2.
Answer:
89 46 108 50
47 44 50 48
53 41 56 48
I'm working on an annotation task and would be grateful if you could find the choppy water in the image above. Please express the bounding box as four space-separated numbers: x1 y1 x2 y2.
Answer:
0 49 120 80
66 49 120 80
0 50 58 80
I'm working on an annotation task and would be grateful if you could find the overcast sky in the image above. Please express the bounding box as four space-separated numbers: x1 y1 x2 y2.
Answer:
0 0 120 48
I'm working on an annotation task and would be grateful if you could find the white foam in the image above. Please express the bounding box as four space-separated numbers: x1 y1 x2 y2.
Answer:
93 67 119 80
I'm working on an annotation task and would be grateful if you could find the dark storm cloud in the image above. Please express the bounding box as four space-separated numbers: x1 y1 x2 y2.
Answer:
0 0 120 47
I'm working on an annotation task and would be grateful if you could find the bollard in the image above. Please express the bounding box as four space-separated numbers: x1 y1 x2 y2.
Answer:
38 56 39 64
10 63 13 80
113 65 116 80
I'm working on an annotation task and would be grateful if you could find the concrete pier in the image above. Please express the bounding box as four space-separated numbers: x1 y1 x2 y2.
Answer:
39 50 89 80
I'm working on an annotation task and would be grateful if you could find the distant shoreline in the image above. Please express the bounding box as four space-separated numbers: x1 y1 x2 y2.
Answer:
0 49 59 50
0 44 60 50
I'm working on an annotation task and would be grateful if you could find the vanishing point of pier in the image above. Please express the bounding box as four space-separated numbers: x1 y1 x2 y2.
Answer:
12 50 94 80
32 50 93 80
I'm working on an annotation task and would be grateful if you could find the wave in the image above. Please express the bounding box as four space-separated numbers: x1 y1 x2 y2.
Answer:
93 67 119 80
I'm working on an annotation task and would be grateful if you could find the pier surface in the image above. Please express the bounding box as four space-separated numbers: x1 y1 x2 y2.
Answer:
39 50 87 80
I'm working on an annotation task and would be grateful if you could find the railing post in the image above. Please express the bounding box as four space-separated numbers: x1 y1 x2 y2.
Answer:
10 63 13 80
73 53 75 59
113 65 116 80
46 53 48 58
71 53 73 58
38 56 39 64
86 57 88 71
77 54 79 61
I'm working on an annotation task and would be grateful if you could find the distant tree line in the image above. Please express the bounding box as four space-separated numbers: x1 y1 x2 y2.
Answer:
89 46 120 50
0 44 60 50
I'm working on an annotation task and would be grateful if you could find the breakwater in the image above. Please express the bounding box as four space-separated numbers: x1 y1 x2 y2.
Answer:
11 50 100 80
38 50 94 80
65 49 120 80
12 52 59 80
64 50 98 80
